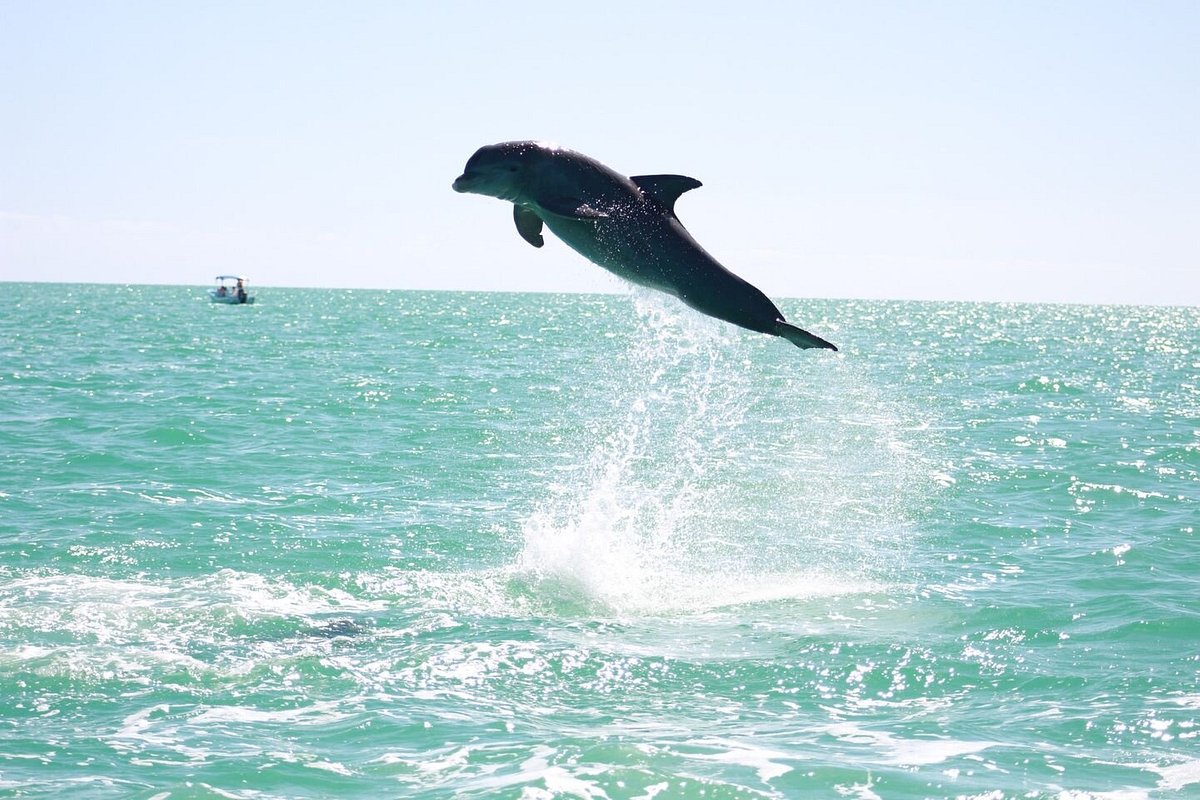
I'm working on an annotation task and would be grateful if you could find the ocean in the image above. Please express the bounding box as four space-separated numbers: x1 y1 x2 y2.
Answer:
1 282 1197 799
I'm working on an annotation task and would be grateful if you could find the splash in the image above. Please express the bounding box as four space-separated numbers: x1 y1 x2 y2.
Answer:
515 293 925 615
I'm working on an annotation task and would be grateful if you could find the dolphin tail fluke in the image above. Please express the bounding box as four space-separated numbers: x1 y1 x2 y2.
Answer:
774 320 838 351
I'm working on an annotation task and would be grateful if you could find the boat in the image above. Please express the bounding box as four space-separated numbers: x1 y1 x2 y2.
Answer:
208 275 255 304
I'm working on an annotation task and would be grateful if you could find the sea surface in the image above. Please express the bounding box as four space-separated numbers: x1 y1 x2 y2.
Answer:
1 283 1197 799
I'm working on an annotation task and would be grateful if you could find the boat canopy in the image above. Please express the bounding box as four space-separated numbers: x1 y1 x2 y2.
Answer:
215 275 247 282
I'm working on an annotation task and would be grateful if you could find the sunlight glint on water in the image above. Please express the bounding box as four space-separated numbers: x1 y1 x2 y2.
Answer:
1 284 1197 799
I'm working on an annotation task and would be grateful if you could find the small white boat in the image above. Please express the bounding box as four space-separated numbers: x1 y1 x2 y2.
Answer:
208 275 255 304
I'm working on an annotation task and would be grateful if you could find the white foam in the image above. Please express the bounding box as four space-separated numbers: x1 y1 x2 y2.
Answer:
686 737 793 781
189 700 354 727
110 704 182 753
197 569 388 618
1125 757 1200 792
305 760 355 776
827 722 994 766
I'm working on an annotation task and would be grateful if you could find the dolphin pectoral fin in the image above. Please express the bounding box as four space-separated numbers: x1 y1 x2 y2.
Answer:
538 195 610 220
630 174 703 213
774 320 838 351
513 205 545 248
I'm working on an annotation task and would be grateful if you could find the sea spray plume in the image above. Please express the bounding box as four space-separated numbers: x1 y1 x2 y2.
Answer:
516 296 748 612
453 141 838 352
515 294 918 615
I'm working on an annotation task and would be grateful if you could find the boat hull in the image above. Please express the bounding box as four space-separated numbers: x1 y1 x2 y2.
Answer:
209 291 255 304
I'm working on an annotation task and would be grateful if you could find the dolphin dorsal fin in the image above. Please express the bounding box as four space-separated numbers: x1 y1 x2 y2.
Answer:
630 174 702 213
513 205 545 248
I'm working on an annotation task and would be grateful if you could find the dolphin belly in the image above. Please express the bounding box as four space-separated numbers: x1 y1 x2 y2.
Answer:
540 215 676 293
543 213 784 335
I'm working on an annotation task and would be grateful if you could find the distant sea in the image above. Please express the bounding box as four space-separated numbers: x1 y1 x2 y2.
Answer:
2 282 1197 799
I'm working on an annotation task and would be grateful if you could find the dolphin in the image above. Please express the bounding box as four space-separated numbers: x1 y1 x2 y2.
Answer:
452 141 837 351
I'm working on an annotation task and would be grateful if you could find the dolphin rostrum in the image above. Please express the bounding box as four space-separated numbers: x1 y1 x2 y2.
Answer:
452 141 837 351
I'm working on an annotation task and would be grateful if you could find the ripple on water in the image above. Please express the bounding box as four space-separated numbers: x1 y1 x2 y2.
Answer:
2 288 1198 798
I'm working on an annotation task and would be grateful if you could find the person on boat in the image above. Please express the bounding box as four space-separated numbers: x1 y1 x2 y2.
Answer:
216 285 227 297
236 279 247 303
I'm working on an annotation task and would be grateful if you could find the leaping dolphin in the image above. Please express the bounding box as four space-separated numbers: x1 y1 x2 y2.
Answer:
452 141 837 351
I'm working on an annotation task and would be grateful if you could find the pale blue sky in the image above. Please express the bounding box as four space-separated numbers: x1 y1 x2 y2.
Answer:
2 1 1197 305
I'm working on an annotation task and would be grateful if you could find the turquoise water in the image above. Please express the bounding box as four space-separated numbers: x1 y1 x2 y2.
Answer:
2 283 1197 799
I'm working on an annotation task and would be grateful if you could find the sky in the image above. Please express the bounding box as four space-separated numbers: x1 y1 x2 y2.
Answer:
1 1 1197 305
